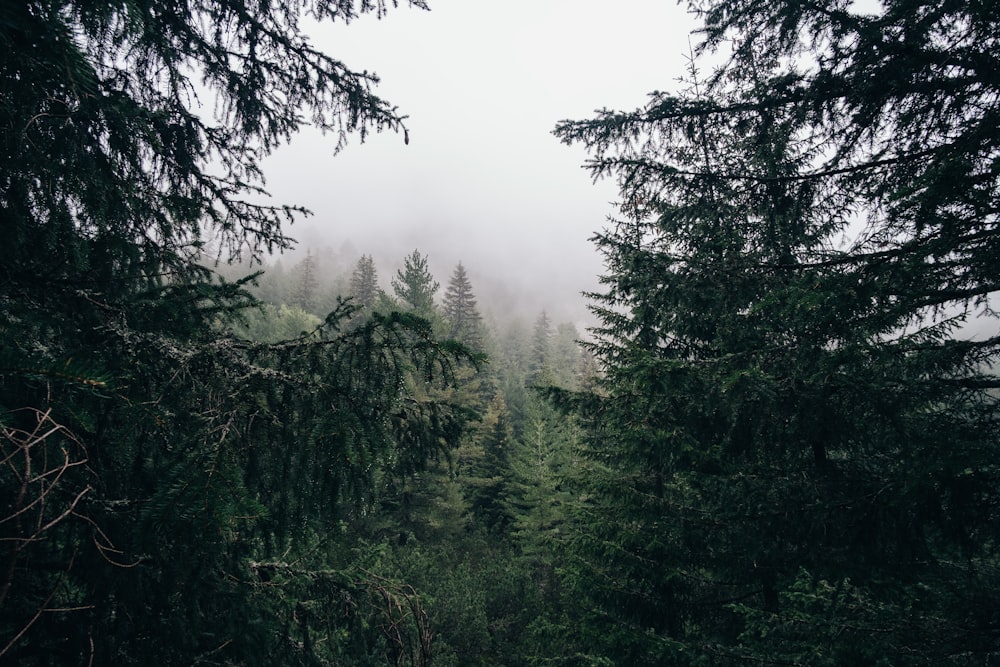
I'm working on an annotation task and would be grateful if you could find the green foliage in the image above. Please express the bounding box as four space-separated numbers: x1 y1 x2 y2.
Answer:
506 392 579 556
389 540 547 667
231 302 324 342
442 262 485 349
528 311 553 385
0 1 480 665
552 0 1000 663
291 250 320 314
464 395 515 534
393 249 441 321
351 254 384 311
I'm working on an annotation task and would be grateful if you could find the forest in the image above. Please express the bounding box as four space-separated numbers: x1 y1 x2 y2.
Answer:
1 0 998 665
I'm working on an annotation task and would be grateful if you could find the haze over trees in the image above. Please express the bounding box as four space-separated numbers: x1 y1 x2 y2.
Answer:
2 0 998 666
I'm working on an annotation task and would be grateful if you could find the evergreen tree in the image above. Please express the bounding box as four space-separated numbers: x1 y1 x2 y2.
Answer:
464 394 515 534
350 253 382 310
0 2 468 665
257 259 291 305
527 310 553 385
550 322 583 389
291 249 319 314
392 249 440 320
506 393 577 559
552 0 1000 663
442 262 485 349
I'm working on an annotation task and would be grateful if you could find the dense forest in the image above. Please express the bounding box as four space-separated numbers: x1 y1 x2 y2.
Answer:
2 0 998 665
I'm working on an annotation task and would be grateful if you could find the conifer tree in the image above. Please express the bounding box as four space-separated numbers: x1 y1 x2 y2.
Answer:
350 253 382 310
291 249 319 313
463 394 515 534
527 311 553 385
506 394 577 557
552 0 1000 663
550 322 582 389
443 262 485 349
0 2 471 665
392 249 440 320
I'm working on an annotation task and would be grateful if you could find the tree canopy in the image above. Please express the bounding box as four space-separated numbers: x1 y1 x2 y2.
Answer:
2 1 421 280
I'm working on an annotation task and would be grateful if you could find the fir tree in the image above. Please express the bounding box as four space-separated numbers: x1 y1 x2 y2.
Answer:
552 0 1000 663
464 394 515 534
392 249 440 320
442 262 484 349
549 322 582 389
0 2 470 665
350 253 382 311
291 249 319 314
527 311 553 385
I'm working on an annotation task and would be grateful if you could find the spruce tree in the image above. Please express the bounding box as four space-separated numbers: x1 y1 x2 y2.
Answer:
350 253 382 311
392 249 440 320
527 311 553 385
0 2 472 665
552 0 1000 663
550 322 583 389
291 249 319 314
443 262 485 349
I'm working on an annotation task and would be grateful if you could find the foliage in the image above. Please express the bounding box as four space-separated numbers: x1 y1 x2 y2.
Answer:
527 311 554 385
231 302 324 342
351 254 384 311
442 262 485 349
387 538 549 667
0 0 485 664
291 250 320 314
552 0 1000 663
393 250 441 320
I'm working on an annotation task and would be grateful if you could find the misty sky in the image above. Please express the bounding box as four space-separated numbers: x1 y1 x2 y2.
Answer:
260 1 697 325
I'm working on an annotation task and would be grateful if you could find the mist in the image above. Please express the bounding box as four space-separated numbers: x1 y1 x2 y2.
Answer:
253 0 697 327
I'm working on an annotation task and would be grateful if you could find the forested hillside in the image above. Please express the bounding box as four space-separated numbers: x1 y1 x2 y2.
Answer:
2 0 998 665
216 247 593 665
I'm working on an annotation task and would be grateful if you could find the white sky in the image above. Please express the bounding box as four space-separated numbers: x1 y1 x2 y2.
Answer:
261 0 698 324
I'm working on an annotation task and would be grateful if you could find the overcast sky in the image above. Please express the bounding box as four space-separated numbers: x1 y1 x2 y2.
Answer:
260 0 698 325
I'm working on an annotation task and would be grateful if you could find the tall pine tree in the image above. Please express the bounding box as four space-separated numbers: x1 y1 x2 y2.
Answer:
291 249 319 314
392 249 440 320
350 253 382 311
528 310 553 385
443 262 485 349
552 0 1000 663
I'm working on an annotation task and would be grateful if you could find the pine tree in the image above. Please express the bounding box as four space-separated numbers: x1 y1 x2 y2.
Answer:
527 311 553 385
292 249 319 314
549 322 582 389
392 249 440 320
442 262 484 349
463 393 515 534
350 254 382 311
0 2 470 665
506 394 577 557
552 0 1000 663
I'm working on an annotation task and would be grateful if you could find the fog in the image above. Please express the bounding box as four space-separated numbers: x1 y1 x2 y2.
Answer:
257 0 697 326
